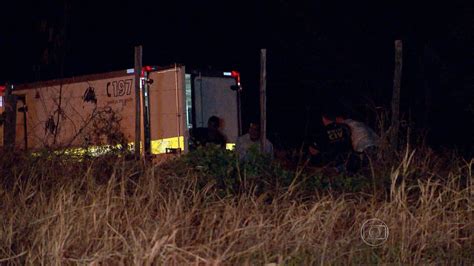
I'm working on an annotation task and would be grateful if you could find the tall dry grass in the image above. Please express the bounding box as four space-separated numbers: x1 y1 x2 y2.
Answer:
0 146 472 265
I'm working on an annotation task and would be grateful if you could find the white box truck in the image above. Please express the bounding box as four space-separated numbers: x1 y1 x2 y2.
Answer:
0 65 242 155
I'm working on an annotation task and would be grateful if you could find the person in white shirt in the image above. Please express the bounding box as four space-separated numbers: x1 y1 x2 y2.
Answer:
336 115 380 174
236 122 273 160
336 116 380 153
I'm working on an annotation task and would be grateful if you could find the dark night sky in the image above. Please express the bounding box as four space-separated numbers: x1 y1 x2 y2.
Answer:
1 1 473 153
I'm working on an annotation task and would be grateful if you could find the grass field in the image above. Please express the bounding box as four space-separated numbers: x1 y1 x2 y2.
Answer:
0 145 472 265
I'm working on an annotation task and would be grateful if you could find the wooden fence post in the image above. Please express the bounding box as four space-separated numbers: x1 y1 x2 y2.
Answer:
260 49 267 153
134 46 143 159
391 40 403 149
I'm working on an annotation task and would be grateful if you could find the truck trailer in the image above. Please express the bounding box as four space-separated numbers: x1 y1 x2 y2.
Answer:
0 65 242 155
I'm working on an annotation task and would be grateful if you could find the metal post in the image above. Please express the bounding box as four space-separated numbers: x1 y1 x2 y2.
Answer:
142 71 151 156
3 83 17 152
18 96 28 150
237 89 242 136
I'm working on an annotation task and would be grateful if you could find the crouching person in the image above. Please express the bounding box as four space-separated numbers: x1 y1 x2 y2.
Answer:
189 116 227 150
236 122 273 162
337 115 380 175
307 112 353 175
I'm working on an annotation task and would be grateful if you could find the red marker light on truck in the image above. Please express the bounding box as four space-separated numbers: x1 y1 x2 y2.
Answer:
141 66 157 76
231 71 241 86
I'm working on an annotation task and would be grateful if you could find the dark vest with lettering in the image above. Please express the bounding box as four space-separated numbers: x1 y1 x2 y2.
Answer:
323 122 353 163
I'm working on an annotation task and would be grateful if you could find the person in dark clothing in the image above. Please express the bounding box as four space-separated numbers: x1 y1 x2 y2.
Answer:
308 112 353 172
189 116 226 150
